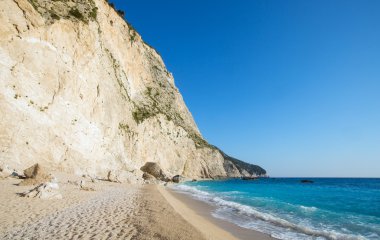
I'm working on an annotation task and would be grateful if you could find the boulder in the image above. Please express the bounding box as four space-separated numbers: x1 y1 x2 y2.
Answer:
19 163 53 186
107 170 142 184
21 182 62 199
140 162 168 181
142 172 156 181
172 175 185 183
142 172 162 184
24 163 40 178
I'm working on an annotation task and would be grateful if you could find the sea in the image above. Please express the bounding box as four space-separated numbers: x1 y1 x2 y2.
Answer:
172 178 380 240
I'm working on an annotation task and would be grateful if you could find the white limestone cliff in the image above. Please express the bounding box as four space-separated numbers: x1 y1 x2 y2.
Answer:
0 0 265 180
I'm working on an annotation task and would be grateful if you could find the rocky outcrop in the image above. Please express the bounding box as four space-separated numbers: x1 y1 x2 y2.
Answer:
107 170 143 184
21 182 62 199
140 162 168 181
24 163 41 178
19 163 53 185
142 172 155 181
219 149 267 177
172 175 185 183
0 0 266 180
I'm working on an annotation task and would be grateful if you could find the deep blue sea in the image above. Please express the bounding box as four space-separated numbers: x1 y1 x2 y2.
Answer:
172 178 380 240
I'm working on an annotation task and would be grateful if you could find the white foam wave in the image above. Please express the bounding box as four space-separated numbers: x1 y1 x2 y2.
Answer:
172 184 367 240
300 205 318 212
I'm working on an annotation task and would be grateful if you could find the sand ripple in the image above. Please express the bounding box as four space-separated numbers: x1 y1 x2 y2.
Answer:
1 186 140 240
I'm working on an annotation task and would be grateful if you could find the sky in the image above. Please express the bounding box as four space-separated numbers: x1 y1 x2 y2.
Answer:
111 0 380 177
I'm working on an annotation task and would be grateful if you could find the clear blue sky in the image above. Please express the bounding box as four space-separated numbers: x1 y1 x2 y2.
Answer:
111 0 380 177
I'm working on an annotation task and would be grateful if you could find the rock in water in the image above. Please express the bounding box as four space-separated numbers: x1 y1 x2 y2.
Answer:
300 179 314 183
21 182 62 200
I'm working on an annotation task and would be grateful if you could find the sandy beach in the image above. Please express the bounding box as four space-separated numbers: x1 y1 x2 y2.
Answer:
0 175 273 240
161 186 277 240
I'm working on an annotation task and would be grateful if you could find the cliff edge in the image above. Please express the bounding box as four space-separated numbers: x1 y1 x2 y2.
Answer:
0 0 265 180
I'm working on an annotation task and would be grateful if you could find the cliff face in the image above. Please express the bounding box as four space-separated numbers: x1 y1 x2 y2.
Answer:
0 0 265 179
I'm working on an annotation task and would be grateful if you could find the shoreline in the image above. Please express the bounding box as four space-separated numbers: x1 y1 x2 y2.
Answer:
159 185 277 240
1 174 276 240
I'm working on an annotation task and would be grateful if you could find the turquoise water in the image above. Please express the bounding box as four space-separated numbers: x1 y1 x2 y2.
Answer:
173 178 380 240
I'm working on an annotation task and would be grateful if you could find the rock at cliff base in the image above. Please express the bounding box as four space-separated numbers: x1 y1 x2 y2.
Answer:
172 175 185 183
142 172 156 180
140 162 168 181
19 164 53 186
24 164 40 178
107 170 139 184
142 172 161 184
21 182 62 200
0 162 23 179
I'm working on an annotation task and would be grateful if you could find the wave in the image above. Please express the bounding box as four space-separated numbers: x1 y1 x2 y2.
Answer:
299 205 318 212
172 185 366 240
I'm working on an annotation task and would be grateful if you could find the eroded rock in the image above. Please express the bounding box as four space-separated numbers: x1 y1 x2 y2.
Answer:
21 182 62 199
172 175 185 183
107 170 142 184
142 172 155 181
140 162 168 181
19 163 53 186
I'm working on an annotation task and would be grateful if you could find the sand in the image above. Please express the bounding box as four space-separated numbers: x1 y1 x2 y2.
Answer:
0 175 205 240
0 175 274 240
160 186 277 240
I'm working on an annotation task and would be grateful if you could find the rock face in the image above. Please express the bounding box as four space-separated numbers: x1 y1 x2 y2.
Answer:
219 149 267 177
0 0 266 180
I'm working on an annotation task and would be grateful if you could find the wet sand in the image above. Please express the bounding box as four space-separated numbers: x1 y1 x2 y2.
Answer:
160 186 277 240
